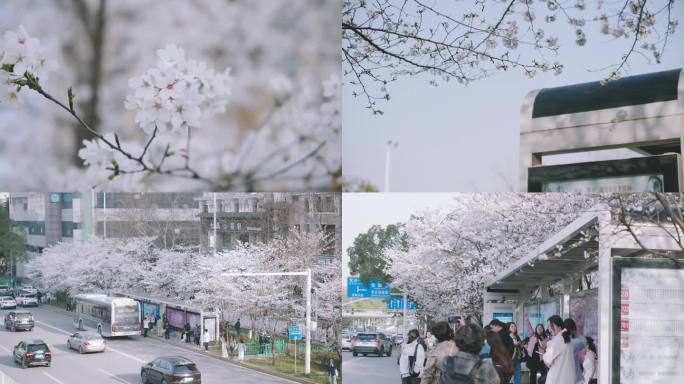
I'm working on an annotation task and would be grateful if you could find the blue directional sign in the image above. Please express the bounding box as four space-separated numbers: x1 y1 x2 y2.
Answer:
288 325 302 341
387 297 416 312
347 277 391 299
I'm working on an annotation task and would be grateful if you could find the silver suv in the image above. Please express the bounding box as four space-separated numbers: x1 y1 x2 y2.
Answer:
351 332 392 357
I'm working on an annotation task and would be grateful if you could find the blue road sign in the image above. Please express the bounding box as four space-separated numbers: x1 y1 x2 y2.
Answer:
387 297 416 312
288 325 302 341
347 277 391 298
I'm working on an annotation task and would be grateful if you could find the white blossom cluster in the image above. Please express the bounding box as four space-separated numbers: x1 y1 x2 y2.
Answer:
0 25 56 105
124 44 232 135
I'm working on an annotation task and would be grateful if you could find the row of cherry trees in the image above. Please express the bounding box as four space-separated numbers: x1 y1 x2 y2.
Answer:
24 229 341 344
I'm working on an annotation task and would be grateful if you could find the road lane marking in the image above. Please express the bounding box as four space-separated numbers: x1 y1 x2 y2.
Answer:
0 345 12 353
98 368 135 384
35 320 145 363
43 372 66 384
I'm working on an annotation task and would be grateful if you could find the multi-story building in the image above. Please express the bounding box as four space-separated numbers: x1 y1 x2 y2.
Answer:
8 192 203 277
198 192 341 258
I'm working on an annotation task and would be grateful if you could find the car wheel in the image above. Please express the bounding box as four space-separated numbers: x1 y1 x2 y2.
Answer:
352 351 358 357
141 371 149 384
79 346 84 354
362 353 367 357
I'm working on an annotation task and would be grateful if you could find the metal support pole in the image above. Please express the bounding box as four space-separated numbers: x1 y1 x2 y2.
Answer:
103 192 106 239
402 292 407 339
213 193 218 256
305 268 312 375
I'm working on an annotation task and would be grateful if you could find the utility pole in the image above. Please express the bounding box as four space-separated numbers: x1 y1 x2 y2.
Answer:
384 140 399 192
213 193 218 256
222 269 313 374
402 292 407 339
103 192 106 239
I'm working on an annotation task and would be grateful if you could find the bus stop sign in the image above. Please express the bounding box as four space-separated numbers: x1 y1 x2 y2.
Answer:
288 325 302 341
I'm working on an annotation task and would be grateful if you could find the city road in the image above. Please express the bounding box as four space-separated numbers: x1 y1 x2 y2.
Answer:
0 305 297 384
342 350 398 384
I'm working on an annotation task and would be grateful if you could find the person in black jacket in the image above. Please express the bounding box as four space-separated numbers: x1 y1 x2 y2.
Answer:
489 319 514 358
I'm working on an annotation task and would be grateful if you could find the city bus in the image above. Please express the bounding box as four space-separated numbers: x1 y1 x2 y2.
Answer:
72 294 141 337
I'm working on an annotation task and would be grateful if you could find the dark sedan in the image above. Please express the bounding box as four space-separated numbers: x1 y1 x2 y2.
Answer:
141 356 201 384
13 339 51 368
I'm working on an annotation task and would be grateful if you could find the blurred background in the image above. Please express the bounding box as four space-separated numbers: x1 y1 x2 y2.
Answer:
0 0 341 191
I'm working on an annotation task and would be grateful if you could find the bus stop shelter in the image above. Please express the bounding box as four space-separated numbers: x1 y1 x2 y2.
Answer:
484 205 684 384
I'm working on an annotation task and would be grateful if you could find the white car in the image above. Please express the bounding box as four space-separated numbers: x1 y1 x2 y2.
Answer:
19 286 37 295
0 296 17 309
17 295 38 307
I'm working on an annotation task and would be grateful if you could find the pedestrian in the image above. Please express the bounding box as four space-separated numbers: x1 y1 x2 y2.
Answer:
327 358 338 384
439 323 500 384
162 314 170 339
563 318 587 384
221 332 229 358
235 318 241 336
184 322 192 343
485 330 514 384
143 315 150 337
509 322 523 384
398 328 425 384
488 319 514 358
37 290 42 304
582 337 597 384
194 323 201 346
419 321 458 384
426 331 437 350
237 339 245 361
202 328 211 351
542 315 576 384
526 323 548 384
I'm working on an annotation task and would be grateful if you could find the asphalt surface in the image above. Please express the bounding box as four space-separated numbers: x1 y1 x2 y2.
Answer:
342 349 399 384
0 305 298 384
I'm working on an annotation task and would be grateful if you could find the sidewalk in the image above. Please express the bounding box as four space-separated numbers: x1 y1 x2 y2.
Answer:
42 303 319 384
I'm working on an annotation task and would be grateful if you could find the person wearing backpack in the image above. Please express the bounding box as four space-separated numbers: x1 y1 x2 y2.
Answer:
420 321 458 384
440 323 500 384
398 329 426 384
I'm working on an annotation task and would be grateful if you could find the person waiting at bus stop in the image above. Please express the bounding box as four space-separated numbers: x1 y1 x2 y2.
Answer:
194 323 201 346
143 315 150 337
184 322 191 343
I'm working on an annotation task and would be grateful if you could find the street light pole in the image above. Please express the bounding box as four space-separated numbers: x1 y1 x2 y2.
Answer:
213 193 218 256
402 292 407 339
384 140 398 192
222 270 313 375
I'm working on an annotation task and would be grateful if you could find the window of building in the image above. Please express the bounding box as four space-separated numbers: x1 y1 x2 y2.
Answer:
61 193 73 209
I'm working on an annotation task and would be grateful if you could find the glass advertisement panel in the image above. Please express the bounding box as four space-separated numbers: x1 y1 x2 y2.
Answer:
166 307 185 329
187 311 201 330
613 259 684 384
523 301 560 338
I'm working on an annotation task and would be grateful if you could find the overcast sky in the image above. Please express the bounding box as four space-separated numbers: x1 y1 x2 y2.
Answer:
342 193 458 283
343 5 684 192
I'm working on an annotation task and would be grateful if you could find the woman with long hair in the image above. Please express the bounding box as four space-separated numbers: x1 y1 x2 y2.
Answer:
509 322 522 384
543 315 576 384
563 318 588 384
582 337 597 384
485 330 514 384
526 323 548 384
420 321 457 384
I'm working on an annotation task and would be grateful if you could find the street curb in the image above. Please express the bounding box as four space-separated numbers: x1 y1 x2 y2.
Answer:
40 304 319 384
145 335 320 384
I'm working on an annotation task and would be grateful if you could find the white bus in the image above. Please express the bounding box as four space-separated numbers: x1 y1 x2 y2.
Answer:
72 294 141 337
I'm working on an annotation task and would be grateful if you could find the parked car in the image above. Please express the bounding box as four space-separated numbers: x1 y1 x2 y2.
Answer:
17 294 38 307
0 285 12 296
67 332 106 354
352 332 392 357
0 296 17 309
141 356 201 384
19 285 37 294
5 311 34 332
13 339 51 368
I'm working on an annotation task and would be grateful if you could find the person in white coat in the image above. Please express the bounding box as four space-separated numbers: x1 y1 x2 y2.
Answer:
237 339 246 361
543 315 576 384
398 329 425 384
